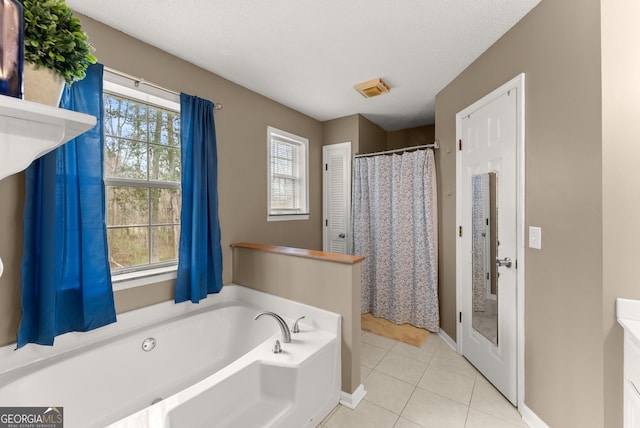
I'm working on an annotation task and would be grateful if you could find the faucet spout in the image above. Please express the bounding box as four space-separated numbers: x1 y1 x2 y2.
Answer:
254 311 292 343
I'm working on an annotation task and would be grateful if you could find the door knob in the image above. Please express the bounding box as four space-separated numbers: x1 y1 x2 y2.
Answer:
496 257 512 268
338 233 346 238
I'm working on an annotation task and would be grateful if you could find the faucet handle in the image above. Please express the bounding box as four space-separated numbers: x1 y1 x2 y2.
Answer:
292 316 306 334
273 340 282 353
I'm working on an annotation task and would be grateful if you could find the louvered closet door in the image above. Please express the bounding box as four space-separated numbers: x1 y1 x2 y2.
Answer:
323 142 352 253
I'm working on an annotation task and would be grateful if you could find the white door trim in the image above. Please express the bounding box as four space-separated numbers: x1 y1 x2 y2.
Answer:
455 73 525 410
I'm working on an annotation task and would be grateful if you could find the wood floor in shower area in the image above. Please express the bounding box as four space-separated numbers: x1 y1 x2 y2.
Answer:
361 313 429 347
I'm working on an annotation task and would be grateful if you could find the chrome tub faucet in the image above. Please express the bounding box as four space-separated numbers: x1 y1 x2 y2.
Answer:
254 311 291 344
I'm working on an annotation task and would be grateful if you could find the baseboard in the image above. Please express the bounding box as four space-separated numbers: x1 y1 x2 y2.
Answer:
520 403 550 428
438 329 457 351
436 329 546 427
339 384 367 409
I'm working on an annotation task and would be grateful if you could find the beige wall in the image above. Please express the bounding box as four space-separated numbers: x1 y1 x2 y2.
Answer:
0 15 326 346
322 113 388 155
323 115 433 154
387 125 435 151
113 280 175 314
601 1 640 426
436 0 610 426
357 115 386 154
323 114 358 148
0 173 24 344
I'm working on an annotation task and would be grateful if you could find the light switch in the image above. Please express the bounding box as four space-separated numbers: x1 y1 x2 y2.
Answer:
529 226 542 250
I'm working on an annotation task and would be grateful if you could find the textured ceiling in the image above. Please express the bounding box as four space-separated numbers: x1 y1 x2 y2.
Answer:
66 0 540 131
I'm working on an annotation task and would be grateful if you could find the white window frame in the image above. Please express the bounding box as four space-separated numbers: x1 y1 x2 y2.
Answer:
267 126 309 221
104 70 181 290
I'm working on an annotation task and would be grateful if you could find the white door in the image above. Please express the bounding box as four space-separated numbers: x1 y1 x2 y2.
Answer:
456 75 524 405
323 142 352 253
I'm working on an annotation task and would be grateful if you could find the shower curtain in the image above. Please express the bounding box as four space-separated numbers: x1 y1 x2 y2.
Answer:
352 149 439 332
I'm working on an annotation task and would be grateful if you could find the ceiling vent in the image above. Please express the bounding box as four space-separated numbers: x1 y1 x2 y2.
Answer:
354 78 390 98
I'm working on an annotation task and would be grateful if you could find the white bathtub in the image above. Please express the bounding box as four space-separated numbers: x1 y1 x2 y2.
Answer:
0 284 341 428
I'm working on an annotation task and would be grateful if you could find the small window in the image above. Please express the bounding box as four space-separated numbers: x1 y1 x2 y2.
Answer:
267 126 309 221
103 72 181 275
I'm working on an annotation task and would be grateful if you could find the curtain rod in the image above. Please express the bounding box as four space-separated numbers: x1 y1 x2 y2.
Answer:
354 141 439 159
104 66 223 111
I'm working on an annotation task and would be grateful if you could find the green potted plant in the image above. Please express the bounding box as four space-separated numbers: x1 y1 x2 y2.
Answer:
18 0 96 105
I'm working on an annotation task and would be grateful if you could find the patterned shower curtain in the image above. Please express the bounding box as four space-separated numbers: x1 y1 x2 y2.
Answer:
352 149 439 332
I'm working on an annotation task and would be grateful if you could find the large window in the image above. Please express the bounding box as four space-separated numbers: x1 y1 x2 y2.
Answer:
267 126 309 221
103 74 181 274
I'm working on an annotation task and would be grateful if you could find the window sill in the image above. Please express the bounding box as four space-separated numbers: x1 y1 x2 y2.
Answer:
112 266 178 291
267 214 310 222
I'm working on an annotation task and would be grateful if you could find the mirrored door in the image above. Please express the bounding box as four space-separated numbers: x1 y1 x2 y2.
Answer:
471 172 498 345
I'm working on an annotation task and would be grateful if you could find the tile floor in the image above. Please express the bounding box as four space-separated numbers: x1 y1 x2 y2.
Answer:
319 330 529 428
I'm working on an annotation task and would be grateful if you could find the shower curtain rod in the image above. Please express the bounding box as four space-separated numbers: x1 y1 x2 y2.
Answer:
354 141 439 158
104 66 223 111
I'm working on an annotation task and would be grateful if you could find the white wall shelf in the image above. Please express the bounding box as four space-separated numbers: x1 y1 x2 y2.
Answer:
0 94 97 279
0 94 96 181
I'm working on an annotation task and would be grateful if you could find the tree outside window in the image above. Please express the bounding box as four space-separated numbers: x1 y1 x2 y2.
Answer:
104 92 181 272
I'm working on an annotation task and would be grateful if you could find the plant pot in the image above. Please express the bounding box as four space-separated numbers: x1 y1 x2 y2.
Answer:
23 62 65 106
